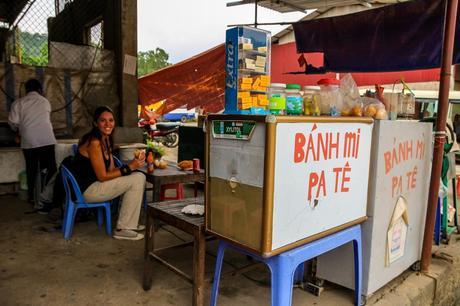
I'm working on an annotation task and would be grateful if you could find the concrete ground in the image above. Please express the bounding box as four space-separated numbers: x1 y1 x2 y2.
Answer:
0 192 357 306
1 192 460 306
1 141 460 305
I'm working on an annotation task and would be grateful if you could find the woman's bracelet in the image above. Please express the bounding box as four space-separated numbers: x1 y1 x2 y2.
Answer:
120 164 132 176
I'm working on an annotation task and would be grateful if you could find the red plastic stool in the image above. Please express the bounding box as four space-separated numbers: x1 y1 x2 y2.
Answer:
160 183 184 201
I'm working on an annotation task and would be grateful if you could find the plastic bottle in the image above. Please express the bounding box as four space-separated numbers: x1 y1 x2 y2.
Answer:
317 78 342 116
147 151 154 174
268 83 286 115
285 84 303 115
303 85 320 116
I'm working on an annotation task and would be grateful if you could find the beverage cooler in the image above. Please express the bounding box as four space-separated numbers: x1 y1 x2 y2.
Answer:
205 114 373 257
316 120 433 297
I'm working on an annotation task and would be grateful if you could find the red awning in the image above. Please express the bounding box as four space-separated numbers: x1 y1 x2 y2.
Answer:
138 44 225 115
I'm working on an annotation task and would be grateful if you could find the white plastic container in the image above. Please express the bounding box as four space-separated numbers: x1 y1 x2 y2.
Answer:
268 83 286 115
119 143 148 162
303 85 320 116
285 84 303 115
317 78 343 116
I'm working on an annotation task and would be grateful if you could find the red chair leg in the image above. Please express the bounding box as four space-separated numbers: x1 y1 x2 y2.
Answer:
160 185 167 201
178 184 184 199
457 176 460 197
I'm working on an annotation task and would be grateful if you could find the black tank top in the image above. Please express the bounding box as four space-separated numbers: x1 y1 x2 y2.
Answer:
72 146 111 192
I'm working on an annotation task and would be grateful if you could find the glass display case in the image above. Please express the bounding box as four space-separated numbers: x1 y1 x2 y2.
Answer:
224 26 271 115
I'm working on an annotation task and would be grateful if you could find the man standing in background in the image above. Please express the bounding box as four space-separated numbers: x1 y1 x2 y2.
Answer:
8 78 57 213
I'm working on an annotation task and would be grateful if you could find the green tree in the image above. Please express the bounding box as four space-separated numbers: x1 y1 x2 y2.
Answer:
21 41 48 66
18 30 48 66
138 48 170 77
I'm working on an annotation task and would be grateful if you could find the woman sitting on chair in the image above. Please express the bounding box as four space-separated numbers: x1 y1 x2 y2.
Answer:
72 106 146 240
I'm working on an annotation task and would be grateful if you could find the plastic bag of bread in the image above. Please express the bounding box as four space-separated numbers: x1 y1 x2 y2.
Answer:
342 104 363 117
361 97 388 120
153 159 168 169
158 160 168 169
340 74 362 116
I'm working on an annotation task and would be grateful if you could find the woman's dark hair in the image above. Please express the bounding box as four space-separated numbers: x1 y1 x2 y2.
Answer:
25 78 42 94
79 106 115 152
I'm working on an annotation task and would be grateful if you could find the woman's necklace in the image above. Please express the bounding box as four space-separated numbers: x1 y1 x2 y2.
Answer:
102 138 111 158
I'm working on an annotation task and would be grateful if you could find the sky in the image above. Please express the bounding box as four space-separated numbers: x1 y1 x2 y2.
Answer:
137 0 307 64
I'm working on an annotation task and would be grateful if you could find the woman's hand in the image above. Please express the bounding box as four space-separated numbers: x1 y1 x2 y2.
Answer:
128 152 145 170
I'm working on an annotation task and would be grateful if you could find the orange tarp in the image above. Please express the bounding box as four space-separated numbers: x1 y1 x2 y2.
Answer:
138 44 225 115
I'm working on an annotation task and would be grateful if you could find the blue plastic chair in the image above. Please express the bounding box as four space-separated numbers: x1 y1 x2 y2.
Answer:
112 155 123 168
434 197 441 245
210 224 363 306
60 165 112 240
71 143 78 155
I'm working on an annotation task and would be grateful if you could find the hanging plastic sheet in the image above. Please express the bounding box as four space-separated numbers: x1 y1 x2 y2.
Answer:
293 0 460 73
0 62 116 137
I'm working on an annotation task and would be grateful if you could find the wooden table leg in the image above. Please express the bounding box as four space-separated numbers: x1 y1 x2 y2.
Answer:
152 182 162 231
143 213 155 290
192 228 206 306
153 181 161 202
144 213 154 259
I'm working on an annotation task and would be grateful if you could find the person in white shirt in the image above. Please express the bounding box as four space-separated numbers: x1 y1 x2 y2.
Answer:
8 79 57 210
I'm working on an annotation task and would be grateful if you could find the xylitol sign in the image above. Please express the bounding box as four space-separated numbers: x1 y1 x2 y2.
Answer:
212 120 256 140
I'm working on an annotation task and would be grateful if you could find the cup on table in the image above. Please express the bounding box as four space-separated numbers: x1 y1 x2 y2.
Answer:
193 158 200 173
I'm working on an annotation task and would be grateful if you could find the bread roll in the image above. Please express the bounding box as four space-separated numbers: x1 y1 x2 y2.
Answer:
178 160 193 170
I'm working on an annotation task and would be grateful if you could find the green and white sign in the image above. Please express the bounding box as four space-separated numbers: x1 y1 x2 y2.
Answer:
212 120 256 140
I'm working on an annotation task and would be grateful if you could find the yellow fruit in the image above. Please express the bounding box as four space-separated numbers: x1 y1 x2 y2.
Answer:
375 108 388 120
364 105 377 117
351 105 363 117
341 108 351 116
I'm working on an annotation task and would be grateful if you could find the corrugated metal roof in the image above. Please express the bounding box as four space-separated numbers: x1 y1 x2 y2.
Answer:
227 0 411 13
227 1 412 43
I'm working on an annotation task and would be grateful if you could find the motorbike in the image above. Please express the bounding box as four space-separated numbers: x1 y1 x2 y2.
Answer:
139 120 180 148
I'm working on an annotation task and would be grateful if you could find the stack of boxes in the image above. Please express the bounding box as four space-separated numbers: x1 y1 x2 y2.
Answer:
241 53 267 73
237 75 270 109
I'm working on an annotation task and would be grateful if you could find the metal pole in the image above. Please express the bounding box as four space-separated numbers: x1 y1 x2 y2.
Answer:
254 0 258 28
421 0 459 272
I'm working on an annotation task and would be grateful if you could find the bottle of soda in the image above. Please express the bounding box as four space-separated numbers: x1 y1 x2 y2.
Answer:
147 151 154 174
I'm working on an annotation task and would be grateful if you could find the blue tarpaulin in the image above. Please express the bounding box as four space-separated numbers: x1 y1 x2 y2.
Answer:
293 0 460 73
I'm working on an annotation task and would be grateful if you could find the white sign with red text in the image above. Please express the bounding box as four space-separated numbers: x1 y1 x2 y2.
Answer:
272 122 373 249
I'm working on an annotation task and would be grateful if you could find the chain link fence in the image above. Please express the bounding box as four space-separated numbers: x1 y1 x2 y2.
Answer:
5 0 102 67
0 0 115 137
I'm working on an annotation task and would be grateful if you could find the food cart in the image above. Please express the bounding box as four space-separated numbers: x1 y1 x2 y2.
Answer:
205 115 373 256
316 120 433 297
